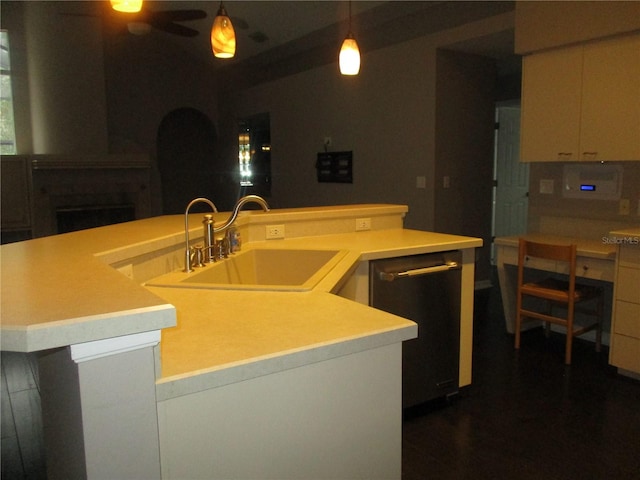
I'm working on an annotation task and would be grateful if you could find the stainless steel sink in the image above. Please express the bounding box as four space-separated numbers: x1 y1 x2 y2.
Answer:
146 248 348 291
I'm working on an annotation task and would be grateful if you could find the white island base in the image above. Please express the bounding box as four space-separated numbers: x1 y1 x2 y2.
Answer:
38 335 405 480
158 343 403 479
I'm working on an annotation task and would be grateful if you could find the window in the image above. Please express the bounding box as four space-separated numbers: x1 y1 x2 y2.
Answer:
0 30 17 155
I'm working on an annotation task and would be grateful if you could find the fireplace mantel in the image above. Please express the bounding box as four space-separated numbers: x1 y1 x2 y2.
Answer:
31 154 151 171
1 154 152 241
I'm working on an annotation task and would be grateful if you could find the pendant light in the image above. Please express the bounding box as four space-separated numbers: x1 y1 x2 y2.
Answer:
110 0 143 13
211 2 236 59
339 1 360 75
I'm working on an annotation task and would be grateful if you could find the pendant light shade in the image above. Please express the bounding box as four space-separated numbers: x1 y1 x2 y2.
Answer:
110 0 143 13
339 1 360 75
339 33 360 75
211 2 236 59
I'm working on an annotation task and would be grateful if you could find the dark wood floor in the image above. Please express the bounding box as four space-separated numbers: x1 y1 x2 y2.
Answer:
2 279 639 479
403 284 640 480
1 350 45 479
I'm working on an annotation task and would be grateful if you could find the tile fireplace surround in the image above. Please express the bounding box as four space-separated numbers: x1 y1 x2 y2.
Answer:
20 154 151 238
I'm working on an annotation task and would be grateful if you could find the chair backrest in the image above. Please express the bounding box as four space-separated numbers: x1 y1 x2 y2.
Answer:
521 239 576 263
517 238 578 290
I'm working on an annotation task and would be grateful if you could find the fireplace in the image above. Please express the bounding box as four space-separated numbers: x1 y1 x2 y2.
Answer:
29 154 152 237
56 203 136 234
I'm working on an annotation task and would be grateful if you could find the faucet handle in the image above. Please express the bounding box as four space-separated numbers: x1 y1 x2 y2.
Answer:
226 227 241 253
192 244 205 268
214 237 230 260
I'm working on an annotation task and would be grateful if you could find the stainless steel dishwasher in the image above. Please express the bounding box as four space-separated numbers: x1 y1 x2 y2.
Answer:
370 251 462 408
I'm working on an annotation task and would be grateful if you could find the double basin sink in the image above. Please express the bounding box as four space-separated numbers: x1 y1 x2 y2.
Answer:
146 248 348 292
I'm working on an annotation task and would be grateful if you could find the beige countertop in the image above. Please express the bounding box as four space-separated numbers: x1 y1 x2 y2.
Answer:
1 205 482 397
148 229 481 398
609 227 640 238
494 233 617 260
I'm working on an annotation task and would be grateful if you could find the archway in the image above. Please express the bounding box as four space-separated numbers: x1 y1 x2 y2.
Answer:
157 108 217 214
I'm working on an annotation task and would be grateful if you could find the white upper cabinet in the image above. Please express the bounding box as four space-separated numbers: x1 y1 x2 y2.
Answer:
580 35 640 161
520 34 640 162
521 45 583 162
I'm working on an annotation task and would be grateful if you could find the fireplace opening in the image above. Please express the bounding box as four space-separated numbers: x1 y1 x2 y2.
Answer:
56 204 136 234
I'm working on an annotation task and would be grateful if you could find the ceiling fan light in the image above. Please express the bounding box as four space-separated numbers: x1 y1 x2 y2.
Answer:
339 34 360 75
211 4 236 59
110 0 143 13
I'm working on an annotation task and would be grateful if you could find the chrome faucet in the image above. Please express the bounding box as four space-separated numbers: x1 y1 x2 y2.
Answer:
183 197 218 272
211 195 270 260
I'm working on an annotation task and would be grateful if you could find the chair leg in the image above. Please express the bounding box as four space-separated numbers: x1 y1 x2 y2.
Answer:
565 333 573 365
515 311 522 350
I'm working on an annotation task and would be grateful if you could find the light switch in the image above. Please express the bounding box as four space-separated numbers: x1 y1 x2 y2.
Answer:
416 176 426 189
539 179 554 194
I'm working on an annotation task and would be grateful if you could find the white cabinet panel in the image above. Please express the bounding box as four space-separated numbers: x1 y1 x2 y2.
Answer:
521 46 583 162
610 243 640 375
521 34 640 162
581 35 640 161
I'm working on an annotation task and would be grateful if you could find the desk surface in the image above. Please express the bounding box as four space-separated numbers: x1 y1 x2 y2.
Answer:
495 234 616 260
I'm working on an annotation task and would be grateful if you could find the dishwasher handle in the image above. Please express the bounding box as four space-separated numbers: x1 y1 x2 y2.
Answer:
378 261 460 282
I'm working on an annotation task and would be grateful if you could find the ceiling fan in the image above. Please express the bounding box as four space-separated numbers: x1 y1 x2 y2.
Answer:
60 4 207 38
121 8 207 37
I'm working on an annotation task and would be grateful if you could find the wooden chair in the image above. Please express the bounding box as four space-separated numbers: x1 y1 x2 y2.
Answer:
514 238 604 365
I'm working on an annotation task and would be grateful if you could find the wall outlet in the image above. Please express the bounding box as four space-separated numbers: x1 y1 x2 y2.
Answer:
266 224 285 239
539 179 554 194
355 218 371 231
619 199 630 215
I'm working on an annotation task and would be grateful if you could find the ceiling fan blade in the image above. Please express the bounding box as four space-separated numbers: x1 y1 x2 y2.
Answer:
163 10 207 22
154 22 200 37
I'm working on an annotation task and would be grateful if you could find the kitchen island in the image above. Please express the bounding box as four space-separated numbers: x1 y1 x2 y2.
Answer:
1 204 482 479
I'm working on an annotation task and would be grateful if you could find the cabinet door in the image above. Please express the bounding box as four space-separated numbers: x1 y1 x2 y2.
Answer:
581 34 640 161
520 46 584 162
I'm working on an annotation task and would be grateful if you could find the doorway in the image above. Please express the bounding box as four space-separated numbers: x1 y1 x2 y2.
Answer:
157 108 217 214
491 103 529 264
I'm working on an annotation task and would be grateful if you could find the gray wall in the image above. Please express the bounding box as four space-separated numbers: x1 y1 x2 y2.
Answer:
226 13 513 232
224 14 511 282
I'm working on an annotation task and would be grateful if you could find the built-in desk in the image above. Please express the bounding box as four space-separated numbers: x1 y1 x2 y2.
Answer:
495 234 616 334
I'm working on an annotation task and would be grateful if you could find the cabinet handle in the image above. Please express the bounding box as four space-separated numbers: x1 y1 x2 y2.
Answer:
583 151 598 159
378 262 460 281
557 152 573 160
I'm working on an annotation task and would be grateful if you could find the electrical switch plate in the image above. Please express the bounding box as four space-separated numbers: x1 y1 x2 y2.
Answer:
355 218 371 231
416 176 426 189
539 179 554 194
443 176 450 189
619 199 630 215
266 224 285 239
